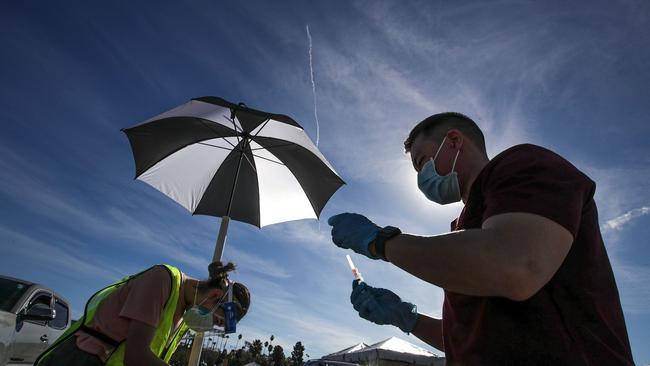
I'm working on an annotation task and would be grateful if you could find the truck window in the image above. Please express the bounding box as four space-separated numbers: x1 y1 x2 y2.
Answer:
49 300 69 329
0 277 30 312
26 292 53 326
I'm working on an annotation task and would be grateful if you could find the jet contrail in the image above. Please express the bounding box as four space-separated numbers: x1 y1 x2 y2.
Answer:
306 24 320 146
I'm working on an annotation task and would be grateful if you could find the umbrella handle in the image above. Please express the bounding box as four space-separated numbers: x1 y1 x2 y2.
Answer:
212 216 231 262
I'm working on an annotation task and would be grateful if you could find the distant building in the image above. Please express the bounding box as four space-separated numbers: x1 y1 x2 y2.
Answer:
322 337 445 366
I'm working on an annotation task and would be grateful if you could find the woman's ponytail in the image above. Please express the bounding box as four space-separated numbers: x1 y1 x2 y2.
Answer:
205 261 236 289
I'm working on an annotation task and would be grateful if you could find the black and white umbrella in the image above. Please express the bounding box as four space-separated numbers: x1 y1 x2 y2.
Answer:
123 96 344 260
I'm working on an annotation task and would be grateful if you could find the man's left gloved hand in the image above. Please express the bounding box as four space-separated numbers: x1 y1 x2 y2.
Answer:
350 280 418 333
328 213 381 259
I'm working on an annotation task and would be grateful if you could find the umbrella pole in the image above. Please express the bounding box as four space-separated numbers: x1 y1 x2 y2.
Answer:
188 216 230 366
212 216 230 262
211 137 246 263
189 141 245 366
188 331 205 366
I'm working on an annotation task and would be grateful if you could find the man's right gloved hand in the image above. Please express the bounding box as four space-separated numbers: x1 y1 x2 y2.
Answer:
350 280 418 333
328 213 382 260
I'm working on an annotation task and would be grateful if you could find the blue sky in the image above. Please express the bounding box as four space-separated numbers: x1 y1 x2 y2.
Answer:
2 0 649 363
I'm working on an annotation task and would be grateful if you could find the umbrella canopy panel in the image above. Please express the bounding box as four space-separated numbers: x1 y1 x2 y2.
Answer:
138 137 241 213
123 97 344 228
248 141 316 226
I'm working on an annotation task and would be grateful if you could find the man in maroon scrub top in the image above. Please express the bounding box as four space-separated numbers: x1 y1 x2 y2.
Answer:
328 113 634 365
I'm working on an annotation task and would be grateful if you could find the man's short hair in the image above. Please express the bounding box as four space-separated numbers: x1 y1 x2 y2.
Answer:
404 112 487 158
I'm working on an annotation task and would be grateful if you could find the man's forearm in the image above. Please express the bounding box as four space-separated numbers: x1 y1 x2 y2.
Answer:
412 313 444 352
384 229 524 299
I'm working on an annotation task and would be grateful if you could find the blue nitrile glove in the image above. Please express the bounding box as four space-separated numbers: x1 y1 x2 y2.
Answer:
350 280 418 333
328 213 381 259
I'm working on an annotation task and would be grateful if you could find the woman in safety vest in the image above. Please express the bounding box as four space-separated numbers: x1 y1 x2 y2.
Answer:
35 261 250 366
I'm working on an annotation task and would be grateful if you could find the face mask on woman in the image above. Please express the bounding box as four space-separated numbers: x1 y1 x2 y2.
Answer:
183 285 227 332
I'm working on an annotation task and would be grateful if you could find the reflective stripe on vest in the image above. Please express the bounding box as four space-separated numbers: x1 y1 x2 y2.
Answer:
35 264 189 365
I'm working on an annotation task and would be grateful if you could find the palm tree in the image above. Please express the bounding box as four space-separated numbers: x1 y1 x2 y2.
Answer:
267 334 275 357
234 334 243 350
249 339 263 360
223 335 230 352
290 341 305 366
271 345 285 366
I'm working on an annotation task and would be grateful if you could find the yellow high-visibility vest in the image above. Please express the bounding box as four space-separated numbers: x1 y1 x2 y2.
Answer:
35 264 189 365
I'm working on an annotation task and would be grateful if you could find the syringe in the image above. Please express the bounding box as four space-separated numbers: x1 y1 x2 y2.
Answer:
346 254 364 282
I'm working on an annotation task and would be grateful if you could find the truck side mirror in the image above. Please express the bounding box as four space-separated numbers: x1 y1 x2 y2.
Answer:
22 303 56 321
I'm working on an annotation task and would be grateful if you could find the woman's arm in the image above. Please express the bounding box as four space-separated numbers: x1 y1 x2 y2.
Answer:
124 319 169 366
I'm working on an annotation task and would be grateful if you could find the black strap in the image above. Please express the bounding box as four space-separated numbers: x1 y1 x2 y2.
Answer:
375 226 402 261
79 325 121 348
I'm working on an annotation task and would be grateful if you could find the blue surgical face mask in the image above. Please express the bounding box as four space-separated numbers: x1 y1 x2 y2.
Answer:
183 284 227 332
183 304 214 332
417 136 461 205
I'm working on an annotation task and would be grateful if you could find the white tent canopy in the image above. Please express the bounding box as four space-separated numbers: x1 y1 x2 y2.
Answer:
323 337 443 366
324 342 369 361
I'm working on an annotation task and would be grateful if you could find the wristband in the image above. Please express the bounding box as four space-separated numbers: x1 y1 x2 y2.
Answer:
374 226 401 261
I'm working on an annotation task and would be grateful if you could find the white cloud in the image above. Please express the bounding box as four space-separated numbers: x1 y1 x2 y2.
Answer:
224 246 292 279
614 263 650 314
582 165 650 222
0 143 228 274
263 220 338 257
601 206 650 233
0 226 122 282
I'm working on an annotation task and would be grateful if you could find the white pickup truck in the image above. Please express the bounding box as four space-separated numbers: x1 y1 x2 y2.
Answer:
0 275 71 366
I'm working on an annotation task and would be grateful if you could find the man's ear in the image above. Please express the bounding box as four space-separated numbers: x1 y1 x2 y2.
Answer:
446 129 464 149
